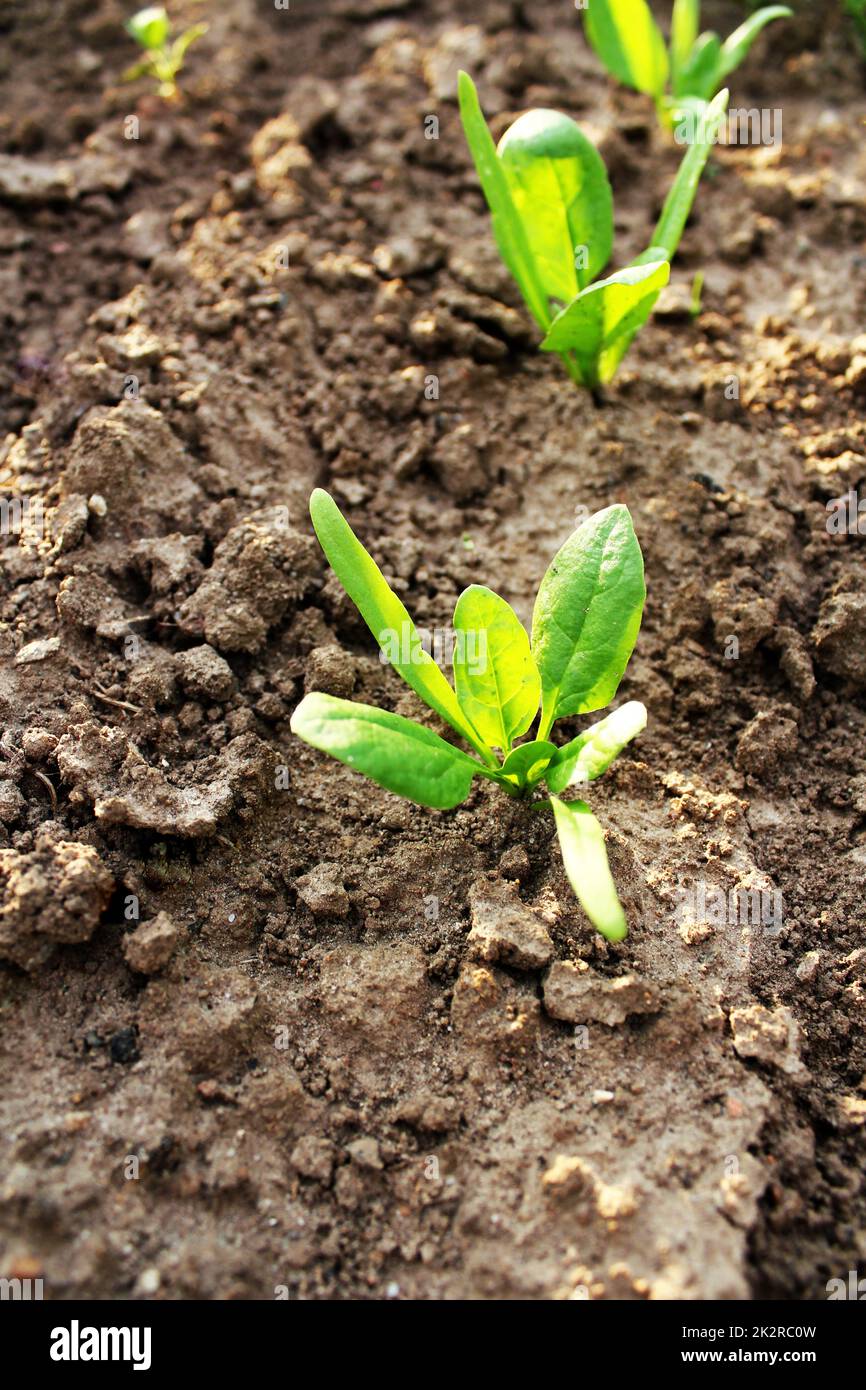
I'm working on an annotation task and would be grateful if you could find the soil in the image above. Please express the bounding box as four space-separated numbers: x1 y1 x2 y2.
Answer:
0 0 864 1302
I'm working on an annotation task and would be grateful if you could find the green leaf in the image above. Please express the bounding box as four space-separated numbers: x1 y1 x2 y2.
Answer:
675 31 722 101
309 490 494 765
551 797 628 941
532 505 645 738
499 739 558 789
290 693 482 811
497 109 613 299
545 701 647 794
583 0 669 99
845 0 866 48
452 585 540 754
540 260 670 386
717 7 793 85
125 5 170 50
457 71 551 332
170 22 208 66
671 0 700 90
122 58 156 82
645 88 729 260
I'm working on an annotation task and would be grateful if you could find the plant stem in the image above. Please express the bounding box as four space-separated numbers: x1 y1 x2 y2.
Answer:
558 350 583 384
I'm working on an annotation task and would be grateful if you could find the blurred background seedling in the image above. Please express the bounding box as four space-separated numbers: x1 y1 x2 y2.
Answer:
582 0 792 130
123 5 208 102
842 0 866 51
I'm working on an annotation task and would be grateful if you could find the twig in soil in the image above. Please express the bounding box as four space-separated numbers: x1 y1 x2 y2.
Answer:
93 686 143 715
29 769 58 813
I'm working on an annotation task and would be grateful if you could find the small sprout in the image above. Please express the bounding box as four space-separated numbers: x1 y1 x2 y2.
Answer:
291 490 648 942
123 5 208 102
582 0 792 128
458 71 727 388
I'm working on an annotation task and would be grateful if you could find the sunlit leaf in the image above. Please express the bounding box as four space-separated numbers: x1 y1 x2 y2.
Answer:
551 796 628 940
126 5 170 50
291 693 483 810
546 701 647 794
540 260 670 386
583 0 669 99
498 108 613 299
453 585 540 754
309 490 494 765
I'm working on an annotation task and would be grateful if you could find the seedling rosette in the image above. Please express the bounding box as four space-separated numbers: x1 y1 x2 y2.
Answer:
291 490 648 942
458 71 728 388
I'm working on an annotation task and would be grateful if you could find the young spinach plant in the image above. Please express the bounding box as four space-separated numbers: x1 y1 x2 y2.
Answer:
123 5 208 101
291 490 648 942
583 0 791 126
458 71 727 389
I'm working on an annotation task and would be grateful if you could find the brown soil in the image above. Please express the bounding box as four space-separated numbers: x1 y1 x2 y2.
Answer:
1 0 864 1301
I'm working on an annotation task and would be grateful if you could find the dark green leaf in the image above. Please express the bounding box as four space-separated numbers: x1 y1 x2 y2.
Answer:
532 505 645 737
675 31 722 101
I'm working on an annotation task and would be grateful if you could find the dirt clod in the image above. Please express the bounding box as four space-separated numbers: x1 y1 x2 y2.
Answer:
812 582 866 686
176 646 236 703
295 863 350 919
467 877 554 971
730 1004 809 1081
0 831 113 971
735 711 799 776
123 912 180 975
543 964 662 1026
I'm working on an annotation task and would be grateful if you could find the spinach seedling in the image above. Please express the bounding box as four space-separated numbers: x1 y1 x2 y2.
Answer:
458 71 727 389
291 490 648 942
583 0 791 127
123 5 208 101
